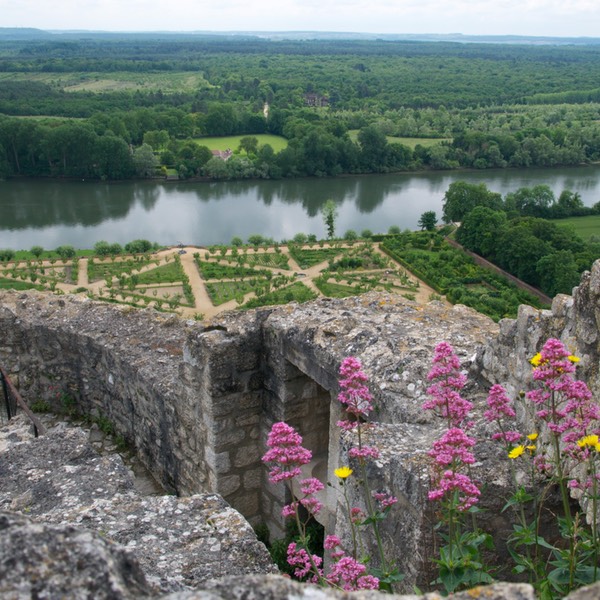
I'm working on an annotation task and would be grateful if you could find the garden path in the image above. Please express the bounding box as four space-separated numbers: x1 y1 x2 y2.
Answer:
0 242 441 320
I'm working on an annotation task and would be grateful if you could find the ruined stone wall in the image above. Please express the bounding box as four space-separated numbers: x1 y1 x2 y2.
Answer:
8 270 600 590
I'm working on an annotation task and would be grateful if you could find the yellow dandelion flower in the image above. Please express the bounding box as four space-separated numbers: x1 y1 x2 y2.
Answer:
508 445 525 459
530 353 543 367
527 433 538 441
568 355 580 364
526 445 536 453
334 466 353 479
577 435 599 449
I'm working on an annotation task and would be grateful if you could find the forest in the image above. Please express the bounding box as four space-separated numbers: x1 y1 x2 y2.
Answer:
1 33 600 179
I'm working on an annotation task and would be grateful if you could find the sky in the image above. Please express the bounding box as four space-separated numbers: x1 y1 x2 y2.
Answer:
1 0 599 38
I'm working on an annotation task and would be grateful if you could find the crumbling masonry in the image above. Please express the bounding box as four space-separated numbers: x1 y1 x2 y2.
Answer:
1 260 600 590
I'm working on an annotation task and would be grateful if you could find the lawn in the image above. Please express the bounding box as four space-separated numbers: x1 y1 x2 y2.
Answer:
195 257 269 279
556 215 600 240
0 278 44 291
88 256 155 282
205 280 256 305
243 282 317 309
193 134 288 153
314 278 361 299
347 130 450 148
288 247 343 269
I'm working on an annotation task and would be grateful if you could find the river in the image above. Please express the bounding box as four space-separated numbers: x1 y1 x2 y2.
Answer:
1 166 599 250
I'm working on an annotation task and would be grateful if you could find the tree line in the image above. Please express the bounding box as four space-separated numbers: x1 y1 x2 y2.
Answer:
445 181 600 297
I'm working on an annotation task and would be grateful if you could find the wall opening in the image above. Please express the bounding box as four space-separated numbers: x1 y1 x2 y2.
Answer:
261 358 334 537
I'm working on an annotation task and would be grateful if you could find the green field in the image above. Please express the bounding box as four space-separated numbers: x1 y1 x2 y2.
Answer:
0 71 212 94
556 215 600 240
348 130 450 148
193 134 288 152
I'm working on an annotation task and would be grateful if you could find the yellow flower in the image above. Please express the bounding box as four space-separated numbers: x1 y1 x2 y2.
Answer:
526 445 536 454
577 435 600 449
568 355 580 364
530 353 543 367
334 466 353 479
508 445 525 459
527 433 538 441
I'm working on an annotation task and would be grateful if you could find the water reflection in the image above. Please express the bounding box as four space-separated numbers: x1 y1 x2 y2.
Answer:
1 166 599 249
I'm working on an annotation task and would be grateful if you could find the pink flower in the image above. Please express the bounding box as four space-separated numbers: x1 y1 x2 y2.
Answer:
324 534 341 549
350 507 365 524
485 384 516 422
527 339 598 457
348 445 380 460
428 427 476 466
428 470 481 511
338 356 373 419
423 342 472 427
373 491 398 509
262 422 312 484
326 555 379 591
287 542 322 582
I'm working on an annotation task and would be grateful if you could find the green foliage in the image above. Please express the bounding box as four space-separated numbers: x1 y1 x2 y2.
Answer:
0 249 16 262
55 245 76 260
314 277 360 298
322 200 338 240
418 211 438 231
456 203 597 295
288 247 342 269
242 282 317 309
124 239 154 254
432 530 495 594
382 231 544 321
29 400 51 413
442 182 503 224
195 257 269 279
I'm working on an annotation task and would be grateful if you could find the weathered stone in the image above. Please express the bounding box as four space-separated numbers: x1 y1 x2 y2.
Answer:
166 576 536 600
0 415 277 595
564 582 600 600
2 255 600 599
0 511 153 600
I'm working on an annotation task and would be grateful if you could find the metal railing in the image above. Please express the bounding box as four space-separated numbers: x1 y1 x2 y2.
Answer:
0 366 46 437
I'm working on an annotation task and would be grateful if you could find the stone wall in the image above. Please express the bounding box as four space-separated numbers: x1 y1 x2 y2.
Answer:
3 264 599 593
0 289 500 590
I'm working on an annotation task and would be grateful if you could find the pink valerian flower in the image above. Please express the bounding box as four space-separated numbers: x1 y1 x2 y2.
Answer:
281 478 325 518
423 342 472 427
324 534 342 549
526 339 599 459
338 356 373 419
485 384 516 421
373 491 398 509
428 427 476 467
348 445 380 460
350 507 365 524
428 469 481 511
287 542 322 582
324 537 379 591
492 430 522 444
485 384 521 446
328 557 380 591
281 502 298 518
262 422 312 483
